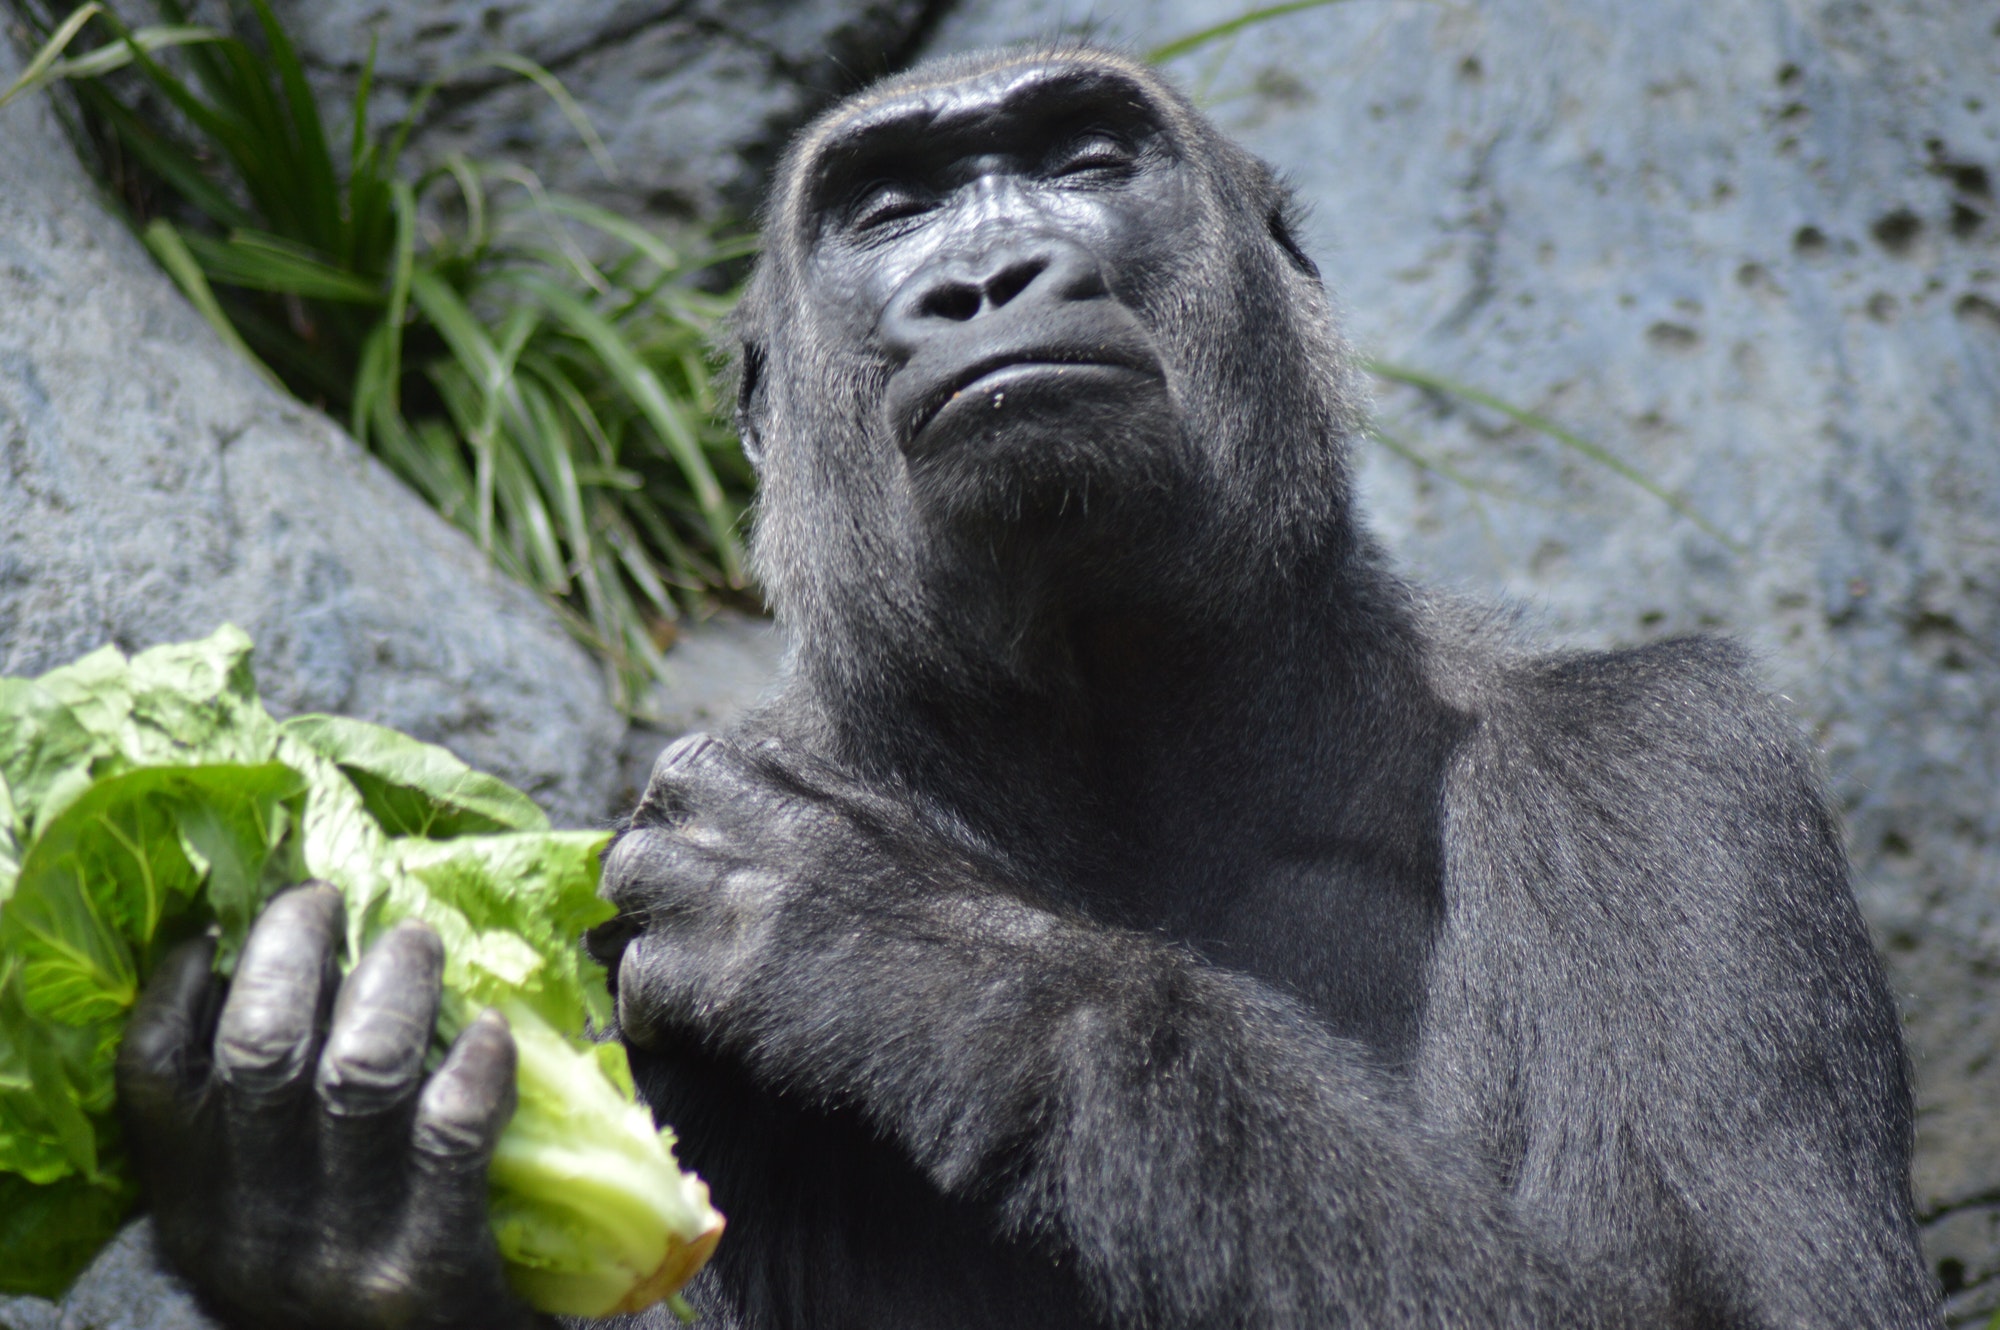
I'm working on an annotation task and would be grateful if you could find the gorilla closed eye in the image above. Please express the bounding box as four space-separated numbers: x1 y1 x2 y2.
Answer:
850 180 935 231
1046 128 1139 177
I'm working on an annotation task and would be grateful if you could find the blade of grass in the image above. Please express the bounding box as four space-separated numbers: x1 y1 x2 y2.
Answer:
521 350 618 468
599 506 680 619
502 270 743 583
343 38 395 271
1146 0 1357 63
352 179 420 446
0 2 103 108
349 35 377 183
91 12 266 194
1365 359 1743 551
142 219 285 392
181 231 382 302
1 20 223 110
243 0 340 252
540 197 681 274
518 378 601 602
1366 424 1552 507
73 83 257 229
446 52 617 181
440 155 491 257
482 162 608 293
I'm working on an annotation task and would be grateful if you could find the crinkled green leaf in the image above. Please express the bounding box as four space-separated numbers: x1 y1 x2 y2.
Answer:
270 730 401 964
121 625 277 767
0 769 20 905
284 714 548 837
0 627 712 1312
0 675 112 844
382 832 613 1036
2 764 304 1027
0 959 112 1184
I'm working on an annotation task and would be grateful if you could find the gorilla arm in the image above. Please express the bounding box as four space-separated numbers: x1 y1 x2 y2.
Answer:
603 735 1628 1330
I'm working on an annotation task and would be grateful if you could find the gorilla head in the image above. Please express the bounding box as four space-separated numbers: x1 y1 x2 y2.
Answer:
733 49 1373 689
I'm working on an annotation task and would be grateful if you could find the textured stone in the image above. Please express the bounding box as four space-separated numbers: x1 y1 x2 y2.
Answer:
0 30 625 828
927 0 2000 1311
265 0 946 223
0 1292 59 1330
619 609 788 807
0 1221 211 1330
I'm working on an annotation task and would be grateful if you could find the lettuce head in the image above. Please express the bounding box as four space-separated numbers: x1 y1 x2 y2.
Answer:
0 627 722 1314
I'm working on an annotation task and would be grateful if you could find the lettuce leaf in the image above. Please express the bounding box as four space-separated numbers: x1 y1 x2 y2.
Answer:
0 627 721 1310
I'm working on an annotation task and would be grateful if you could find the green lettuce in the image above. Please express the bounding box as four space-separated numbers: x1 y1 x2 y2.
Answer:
0 627 722 1313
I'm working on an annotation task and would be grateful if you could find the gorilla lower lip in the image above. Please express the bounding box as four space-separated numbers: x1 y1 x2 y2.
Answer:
913 360 1160 449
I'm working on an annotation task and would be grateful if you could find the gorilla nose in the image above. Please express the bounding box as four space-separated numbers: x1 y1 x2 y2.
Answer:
881 240 1108 353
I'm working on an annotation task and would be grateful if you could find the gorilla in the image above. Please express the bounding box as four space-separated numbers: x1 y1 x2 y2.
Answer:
119 46 1941 1329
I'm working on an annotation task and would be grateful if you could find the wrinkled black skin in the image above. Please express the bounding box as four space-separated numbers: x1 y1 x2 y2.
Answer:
122 46 1941 1330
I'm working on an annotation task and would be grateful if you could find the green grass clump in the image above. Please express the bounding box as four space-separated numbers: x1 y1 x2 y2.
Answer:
3 1 755 713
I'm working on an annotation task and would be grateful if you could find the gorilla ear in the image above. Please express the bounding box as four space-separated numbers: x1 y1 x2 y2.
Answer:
734 340 767 470
1267 201 1320 281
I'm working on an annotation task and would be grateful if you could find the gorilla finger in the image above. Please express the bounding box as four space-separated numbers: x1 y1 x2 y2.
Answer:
408 1009 517 1227
212 884 344 1205
318 921 445 1213
614 928 731 1046
318 921 445 1115
637 732 756 822
599 829 733 923
215 883 345 1102
118 934 220 1136
654 731 726 778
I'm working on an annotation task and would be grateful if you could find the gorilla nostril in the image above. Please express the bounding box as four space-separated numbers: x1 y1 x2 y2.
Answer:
921 283 984 322
985 257 1049 308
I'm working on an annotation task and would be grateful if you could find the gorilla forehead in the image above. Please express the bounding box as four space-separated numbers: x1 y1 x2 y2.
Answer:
757 47 1274 274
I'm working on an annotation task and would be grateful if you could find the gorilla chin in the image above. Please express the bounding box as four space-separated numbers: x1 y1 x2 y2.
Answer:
899 360 1177 523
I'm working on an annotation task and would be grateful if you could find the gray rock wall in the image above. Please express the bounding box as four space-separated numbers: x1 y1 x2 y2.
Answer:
266 0 947 223
0 29 625 828
926 0 2000 1316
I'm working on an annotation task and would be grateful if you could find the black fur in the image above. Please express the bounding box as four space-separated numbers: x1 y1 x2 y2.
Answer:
599 46 1939 1330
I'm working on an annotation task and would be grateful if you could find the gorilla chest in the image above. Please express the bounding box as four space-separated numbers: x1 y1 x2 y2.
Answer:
1133 846 1440 1058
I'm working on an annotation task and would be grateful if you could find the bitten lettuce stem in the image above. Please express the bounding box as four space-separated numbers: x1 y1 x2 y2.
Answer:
486 1000 725 1318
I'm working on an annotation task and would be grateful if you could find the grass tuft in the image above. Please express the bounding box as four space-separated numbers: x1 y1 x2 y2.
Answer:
5 1 757 715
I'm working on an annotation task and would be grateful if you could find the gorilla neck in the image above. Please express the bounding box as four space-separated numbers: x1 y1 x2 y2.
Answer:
791 523 1455 911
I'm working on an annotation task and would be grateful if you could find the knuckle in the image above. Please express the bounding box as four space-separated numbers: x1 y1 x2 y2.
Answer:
657 731 720 773
412 1082 501 1159
214 1002 315 1090
117 1015 192 1085
315 1020 427 1114
412 1020 515 1159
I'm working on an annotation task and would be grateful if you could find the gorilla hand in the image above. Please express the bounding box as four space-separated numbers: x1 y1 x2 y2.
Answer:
597 733 1024 1096
117 884 539 1330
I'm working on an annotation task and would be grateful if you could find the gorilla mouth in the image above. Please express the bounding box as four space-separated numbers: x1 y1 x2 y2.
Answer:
893 345 1165 454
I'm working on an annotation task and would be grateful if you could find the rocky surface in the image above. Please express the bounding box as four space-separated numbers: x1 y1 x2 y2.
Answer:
266 0 949 224
619 609 789 808
0 1223 208 1330
927 0 2000 1315
0 27 628 830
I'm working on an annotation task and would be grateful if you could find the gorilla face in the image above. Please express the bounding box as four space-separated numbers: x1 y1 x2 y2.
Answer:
737 49 1371 676
788 58 1202 523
